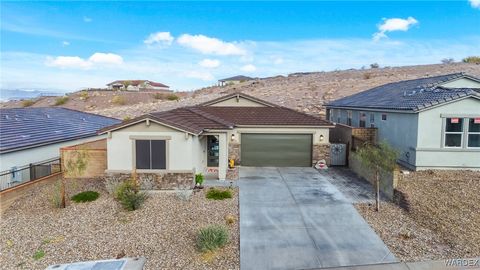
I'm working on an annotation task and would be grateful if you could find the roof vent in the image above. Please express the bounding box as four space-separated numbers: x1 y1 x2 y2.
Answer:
5 115 9 120
46 114 51 118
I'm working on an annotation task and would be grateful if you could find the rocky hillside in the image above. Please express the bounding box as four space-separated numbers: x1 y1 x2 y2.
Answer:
2 63 480 119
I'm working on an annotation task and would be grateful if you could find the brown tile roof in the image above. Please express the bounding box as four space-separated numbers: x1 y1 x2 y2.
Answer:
107 80 169 88
199 92 278 107
100 94 333 135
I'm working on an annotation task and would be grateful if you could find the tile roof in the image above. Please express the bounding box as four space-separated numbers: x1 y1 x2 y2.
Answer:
0 108 120 153
326 73 480 112
107 80 169 88
101 94 333 135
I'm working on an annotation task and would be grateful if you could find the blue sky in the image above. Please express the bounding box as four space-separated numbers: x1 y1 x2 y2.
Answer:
1 1 479 91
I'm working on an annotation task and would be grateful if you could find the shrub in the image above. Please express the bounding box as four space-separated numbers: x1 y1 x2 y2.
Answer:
370 63 379 69
112 95 126 105
363 73 372 80
21 99 36 107
206 188 232 200
195 173 204 186
54 96 69 106
33 249 45 260
79 91 89 101
123 116 131 121
115 180 148 211
441 58 454 64
463 56 480 64
196 225 229 252
175 185 192 201
105 177 123 195
225 214 236 225
153 93 165 100
166 94 179 101
49 180 63 208
71 191 99 203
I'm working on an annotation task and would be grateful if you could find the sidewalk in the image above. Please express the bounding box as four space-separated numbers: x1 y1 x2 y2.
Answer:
316 258 480 270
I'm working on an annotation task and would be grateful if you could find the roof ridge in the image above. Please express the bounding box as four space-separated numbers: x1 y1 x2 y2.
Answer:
186 107 234 128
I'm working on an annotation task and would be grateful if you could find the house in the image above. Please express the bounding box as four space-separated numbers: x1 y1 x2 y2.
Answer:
218 75 254 86
326 73 480 170
99 93 334 187
106 80 171 92
0 108 120 190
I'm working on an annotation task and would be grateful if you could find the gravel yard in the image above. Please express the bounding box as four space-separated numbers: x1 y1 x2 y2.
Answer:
355 170 480 261
0 179 239 270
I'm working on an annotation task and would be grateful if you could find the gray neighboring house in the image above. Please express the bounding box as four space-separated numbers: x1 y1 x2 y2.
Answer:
326 73 480 170
218 75 254 86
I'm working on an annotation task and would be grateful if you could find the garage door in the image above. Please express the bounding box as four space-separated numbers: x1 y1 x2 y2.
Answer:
241 134 312 167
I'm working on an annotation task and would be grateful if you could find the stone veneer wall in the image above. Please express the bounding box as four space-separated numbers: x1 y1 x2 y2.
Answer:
228 142 241 165
313 144 331 166
105 171 194 190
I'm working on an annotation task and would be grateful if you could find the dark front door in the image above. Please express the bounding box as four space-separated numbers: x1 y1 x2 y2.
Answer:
241 134 312 167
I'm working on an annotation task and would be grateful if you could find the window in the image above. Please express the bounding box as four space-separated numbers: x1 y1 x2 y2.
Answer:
347 110 352 126
370 113 375 123
359 112 366 128
468 118 480 148
381 113 387 121
444 118 463 147
135 140 166 169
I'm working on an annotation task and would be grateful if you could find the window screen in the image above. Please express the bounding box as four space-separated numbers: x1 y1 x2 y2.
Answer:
135 140 166 169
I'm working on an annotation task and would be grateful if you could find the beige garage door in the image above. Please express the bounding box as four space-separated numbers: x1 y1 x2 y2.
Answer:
241 134 312 167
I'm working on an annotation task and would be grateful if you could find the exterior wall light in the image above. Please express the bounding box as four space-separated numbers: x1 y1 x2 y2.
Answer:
320 134 324 142
231 133 235 141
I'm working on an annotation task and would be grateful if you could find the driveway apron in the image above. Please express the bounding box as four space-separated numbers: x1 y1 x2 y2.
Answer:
239 167 397 270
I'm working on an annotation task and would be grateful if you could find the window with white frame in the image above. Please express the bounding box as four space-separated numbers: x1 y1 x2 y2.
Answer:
444 118 463 147
359 112 366 127
347 110 352 126
468 118 480 148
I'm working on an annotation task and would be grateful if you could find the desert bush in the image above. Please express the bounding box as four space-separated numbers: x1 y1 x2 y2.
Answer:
54 96 69 106
115 180 148 211
49 180 63 208
225 214 236 225
370 63 379 69
33 249 45 260
363 73 372 80
21 99 36 107
112 95 126 105
123 116 131 121
206 188 232 200
196 225 229 252
195 173 204 186
79 91 89 101
463 56 480 64
105 177 123 195
166 94 179 101
71 191 99 203
153 93 165 99
441 58 455 64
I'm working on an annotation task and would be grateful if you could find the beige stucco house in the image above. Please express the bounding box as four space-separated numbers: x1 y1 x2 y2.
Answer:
99 93 333 188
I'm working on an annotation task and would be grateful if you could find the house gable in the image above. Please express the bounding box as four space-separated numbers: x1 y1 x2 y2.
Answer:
440 77 480 88
115 120 183 133
202 93 277 107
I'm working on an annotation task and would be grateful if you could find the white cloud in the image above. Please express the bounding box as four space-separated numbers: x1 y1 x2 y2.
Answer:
62 41 70 46
199 58 221 68
373 17 418 41
144 32 174 46
46 52 123 69
83 16 92 23
185 70 215 81
469 0 480 8
177 34 246 55
241 64 256 72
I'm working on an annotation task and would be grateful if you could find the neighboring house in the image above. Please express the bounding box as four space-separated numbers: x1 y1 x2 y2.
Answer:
218 75 254 86
326 73 480 170
99 93 333 184
106 80 171 92
0 108 120 189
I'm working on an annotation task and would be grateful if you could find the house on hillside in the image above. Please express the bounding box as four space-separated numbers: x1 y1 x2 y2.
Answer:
0 108 120 190
98 93 333 187
218 75 254 86
106 80 171 92
326 73 480 170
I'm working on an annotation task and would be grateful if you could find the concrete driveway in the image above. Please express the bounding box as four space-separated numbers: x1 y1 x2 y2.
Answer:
239 167 396 270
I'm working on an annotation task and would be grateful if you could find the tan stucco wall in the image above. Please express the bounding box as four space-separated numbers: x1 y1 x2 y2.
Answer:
208 96 268 107
107 121 198 173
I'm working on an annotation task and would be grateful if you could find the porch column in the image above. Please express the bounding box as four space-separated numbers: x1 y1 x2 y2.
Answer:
218 133 228 180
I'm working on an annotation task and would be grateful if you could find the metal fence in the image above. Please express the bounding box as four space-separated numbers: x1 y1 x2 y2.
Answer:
0 157 61 191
